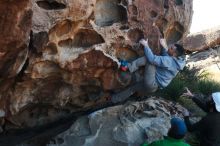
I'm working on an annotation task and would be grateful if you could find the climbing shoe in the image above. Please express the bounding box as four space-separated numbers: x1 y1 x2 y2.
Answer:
119 60 129 71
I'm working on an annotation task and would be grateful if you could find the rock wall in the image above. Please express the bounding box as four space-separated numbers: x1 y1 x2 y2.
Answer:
0 0 192 132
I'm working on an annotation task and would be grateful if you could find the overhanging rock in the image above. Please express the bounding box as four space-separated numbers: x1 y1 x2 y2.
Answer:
0 0 192 132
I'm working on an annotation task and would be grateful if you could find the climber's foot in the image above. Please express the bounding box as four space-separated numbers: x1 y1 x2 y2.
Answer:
119 60 129 72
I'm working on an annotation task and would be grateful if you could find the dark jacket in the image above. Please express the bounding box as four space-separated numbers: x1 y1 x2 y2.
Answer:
184 96 220 146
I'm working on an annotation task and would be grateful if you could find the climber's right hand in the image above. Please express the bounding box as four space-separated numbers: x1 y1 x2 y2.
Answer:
139 39 149 48
159 38 168 50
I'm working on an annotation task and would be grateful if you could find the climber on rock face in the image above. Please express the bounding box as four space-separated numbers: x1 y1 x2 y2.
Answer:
182 88 220 146
141 117 190 146
111 37 186 103
128 38 185 92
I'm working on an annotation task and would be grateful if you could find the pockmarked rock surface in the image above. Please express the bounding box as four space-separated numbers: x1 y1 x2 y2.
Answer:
48 97 187 146
0 0 192 133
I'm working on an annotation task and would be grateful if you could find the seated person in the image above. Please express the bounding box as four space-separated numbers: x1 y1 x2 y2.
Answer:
182 88 220 146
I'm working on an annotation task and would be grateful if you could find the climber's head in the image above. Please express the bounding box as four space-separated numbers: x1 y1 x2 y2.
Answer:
168 44 185 57
168 117 187 139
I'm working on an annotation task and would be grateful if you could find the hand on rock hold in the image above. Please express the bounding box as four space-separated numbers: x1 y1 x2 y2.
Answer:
139 39 149 48
159 38 169 51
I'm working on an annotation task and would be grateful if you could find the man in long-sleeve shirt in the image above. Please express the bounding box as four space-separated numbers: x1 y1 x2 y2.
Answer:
182 89 220 146
111 39 185 103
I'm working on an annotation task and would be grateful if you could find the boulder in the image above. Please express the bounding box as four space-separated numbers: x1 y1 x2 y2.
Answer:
183 26 220 51
48 97 187 146
0 0 192 134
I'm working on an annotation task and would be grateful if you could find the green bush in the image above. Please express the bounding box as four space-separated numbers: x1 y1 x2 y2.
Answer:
157 66 197 100
157 66 220 100
159 76 186 101
155 67 220 146
197 79 220 96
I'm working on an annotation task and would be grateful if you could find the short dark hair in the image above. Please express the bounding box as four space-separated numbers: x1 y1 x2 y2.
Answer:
174 44 185 56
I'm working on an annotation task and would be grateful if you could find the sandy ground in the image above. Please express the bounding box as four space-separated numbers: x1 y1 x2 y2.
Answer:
186 47 220 82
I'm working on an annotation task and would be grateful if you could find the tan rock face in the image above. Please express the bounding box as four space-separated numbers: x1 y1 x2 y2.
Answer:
0 0 192 129
0 0 32 78
183 26 220 51
49 97 188 146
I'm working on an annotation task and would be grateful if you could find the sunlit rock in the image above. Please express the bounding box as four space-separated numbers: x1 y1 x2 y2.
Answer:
48 97 187 146
0 0 192 132
183 26 220 51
